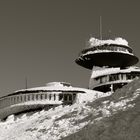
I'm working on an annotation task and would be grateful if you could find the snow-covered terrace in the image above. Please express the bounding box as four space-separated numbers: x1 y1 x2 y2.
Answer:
88 37 129 48
79 37 132 56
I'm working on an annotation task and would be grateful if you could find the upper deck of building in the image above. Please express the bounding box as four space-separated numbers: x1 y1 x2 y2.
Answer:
75 37 139 69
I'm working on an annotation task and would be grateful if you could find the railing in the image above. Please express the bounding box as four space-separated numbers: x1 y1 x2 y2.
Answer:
80 45 132 56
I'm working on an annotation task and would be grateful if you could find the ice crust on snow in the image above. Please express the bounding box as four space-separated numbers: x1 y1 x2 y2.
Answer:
88 37 129 48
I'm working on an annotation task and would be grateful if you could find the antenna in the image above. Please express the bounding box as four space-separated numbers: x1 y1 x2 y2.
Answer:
99 16 102 40
25 77 28 89
108 29 112 39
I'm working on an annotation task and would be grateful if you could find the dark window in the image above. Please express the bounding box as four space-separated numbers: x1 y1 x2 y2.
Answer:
109 75 113 81
36 94 38 100
14 97 16 103
54 94 56 100
100 77 103 83
59 94 63 101
28 95 30 101
64 94 68 101
127 74 131 80
17 96 19 102
45 94 47 99
41 94 43 100
49 94 51 100
20 96 22 102
114 47 117 51
32 94 34 100
73 93 76 100
114 75 119 80
24 95 26 101
68 94 72 101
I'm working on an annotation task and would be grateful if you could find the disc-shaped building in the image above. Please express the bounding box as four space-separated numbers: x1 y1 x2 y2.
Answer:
0 82 88 120
76 37 140 92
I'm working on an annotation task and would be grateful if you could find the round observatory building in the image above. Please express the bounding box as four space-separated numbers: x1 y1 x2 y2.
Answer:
76 37 140 92
0 82 87 120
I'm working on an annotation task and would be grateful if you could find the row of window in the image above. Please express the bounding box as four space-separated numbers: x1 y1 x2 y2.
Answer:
0 93 77 109
95 73 140 85
82 45 132 55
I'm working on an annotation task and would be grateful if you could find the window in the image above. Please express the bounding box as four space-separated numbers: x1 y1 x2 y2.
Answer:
41 94 43 100
24 95 26 101
36 94 39 100
73 93 76 100
109 75 113 81
100 77 103 83
114 47 117 51
59 94 63 101
54 94 56 100
28 95 30 101
49 94 51 100
45 94 47 99
64 94 68 101
68 94 72 101
14 97 16 103
122 74 126 80
20 96 22 102
32 94 34 100
17 96 19 102
127 74 131 80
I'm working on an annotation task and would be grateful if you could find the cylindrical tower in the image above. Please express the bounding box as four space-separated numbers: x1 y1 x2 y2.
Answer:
75 37 140 92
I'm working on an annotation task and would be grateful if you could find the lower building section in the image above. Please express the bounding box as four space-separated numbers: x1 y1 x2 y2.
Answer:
89 67 140 93
93 82 128 93
0 91 78 120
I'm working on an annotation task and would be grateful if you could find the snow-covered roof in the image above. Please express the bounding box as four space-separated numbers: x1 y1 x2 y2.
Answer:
88 37 129 48
91 67 140 79
12 82 92 95
0 82 98 99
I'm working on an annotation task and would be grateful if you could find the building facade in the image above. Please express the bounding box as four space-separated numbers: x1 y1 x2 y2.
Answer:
76 37 140 92
0 82 86 120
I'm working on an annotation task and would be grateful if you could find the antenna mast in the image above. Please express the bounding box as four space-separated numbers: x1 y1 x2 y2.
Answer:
25 77 28 89
100 16 102 40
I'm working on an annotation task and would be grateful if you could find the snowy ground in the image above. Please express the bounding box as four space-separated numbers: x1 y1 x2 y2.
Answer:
0 86 139 140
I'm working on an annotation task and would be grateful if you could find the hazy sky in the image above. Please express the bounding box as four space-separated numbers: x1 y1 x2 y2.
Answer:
0 0 140 97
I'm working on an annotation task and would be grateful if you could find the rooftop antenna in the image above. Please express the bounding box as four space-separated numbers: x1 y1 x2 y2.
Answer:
108 29 112 39
25 77 28 89
99 16 102 40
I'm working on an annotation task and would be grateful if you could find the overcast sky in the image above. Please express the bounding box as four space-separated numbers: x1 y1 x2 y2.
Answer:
0 0 140 97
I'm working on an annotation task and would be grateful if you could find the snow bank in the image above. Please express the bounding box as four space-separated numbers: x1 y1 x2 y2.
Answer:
77 90 111 103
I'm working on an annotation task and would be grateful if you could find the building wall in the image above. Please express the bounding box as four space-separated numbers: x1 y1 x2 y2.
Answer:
0 91 77 120
89 72 140 91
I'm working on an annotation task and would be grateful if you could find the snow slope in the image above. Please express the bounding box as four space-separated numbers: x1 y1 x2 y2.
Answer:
0 89 108 140
0 79 140 140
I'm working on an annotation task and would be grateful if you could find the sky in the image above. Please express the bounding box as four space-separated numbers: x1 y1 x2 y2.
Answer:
0 0 140 97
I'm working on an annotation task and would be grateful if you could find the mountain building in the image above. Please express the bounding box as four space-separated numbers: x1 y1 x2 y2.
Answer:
0 82 93 120
76 37 140 92
0 36 140 120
